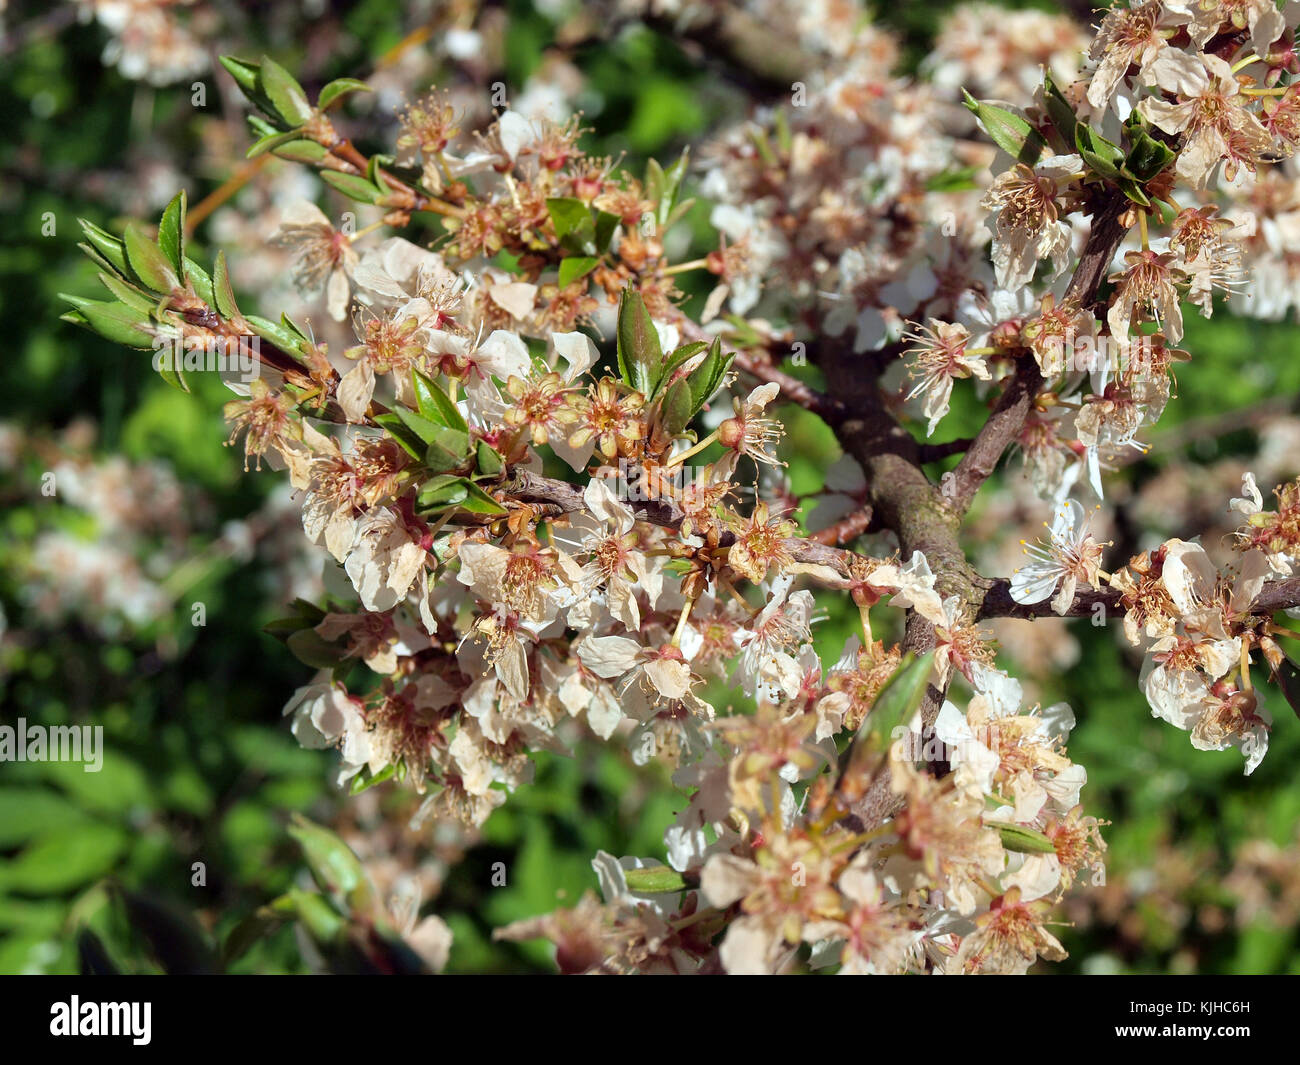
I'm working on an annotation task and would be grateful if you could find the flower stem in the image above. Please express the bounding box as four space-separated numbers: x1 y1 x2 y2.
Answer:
661 258 711 277
665 429 720 468
670 595 697 648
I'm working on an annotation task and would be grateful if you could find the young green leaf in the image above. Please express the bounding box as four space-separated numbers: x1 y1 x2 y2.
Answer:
157 190 186 278
123 221 178 294
288 813 373 910
218 55 261 97
961 90 1046 165
1074 123 1126 180
75 300 156 348
659 377 695 436
212 250 240 318
320 170 385 205
991 823 1058 854
258 54 313 126
424 425 473 473
416 474 470 510
412 369 468 431
372 411 428 460
616 286 664 395
318 77 373 110
558 255 600 288
840 651 936 786
475 439 504 476
623 867 688 893
546 197 596 254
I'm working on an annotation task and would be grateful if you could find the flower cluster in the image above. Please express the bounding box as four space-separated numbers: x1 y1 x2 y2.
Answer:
63 1 1300 973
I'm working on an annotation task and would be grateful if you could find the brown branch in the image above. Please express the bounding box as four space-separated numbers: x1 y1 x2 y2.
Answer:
918 437 974 463
809 507 875 546
811 190 1136 828
730 350 847 424
502 466 857 578
947 360 1043 513
947 192 1132 515
978 575 1300 621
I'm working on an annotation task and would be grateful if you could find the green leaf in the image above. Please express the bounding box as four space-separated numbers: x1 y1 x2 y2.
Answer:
286 628 346 669
594 210 621 253
653 340 708 400
288 813 373 910
212 250 239 318
320 170 385 205
96 271 157 314
458 480 507 515
318 77 373 110
476 439 504 477
157 190 186 277
650 149 690 226
372 411 427 460
267 889 345 943
841 651 936 784
78 220 130 275
245 314 307 357
411 369 468 431
991 822 1058 854
616 286 663 395
75 300 156 348
246 113 280 139
258 54 313 126
1074 123 1126 181
222 910 286 966
924 166 980 193
0 826 128 893
185 256 215 305
416 474 470 510
1115 173 1152 207
218 55 261 97
1041 69 1079 145
424 425 473 473
623 866 688 893
686 336 733 414
659 377 695 436
558 255 599 288
263 614 314 639
123 221 178 293
271 139 330 165
546 197 596 254
246 128 309 159
961 90 1046 165
392 403 452 446
349 764 396 795
1124 118 1177 182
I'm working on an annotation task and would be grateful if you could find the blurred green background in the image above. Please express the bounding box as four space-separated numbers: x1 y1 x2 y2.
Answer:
2 0 1299 974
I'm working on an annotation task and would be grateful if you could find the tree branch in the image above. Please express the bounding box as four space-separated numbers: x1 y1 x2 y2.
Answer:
502 466 857 577
947 192 1132 515
978 575 1300 621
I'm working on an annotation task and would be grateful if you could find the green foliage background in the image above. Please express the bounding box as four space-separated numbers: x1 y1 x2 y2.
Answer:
1 0 1298 974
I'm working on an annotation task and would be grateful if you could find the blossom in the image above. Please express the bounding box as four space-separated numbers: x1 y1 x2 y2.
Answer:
269 201 357 321
902 319 990 436
949 888 1066 974
1139 54 1274 187
1010 500 1111 615
980 154 1082 290
717 383 786 471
